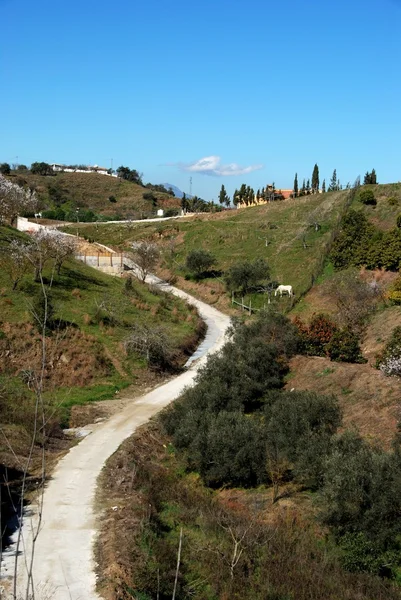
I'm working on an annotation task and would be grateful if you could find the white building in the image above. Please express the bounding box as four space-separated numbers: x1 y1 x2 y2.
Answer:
50 163 114 176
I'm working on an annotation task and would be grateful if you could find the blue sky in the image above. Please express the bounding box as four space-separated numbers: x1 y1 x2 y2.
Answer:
1 0 400 200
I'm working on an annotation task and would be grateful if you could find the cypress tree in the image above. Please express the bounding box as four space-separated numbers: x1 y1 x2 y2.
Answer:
328 169 337 192
312 163 319 193
293 173 298 197
322 179 326 193
371 169 377 184
218 184 229 206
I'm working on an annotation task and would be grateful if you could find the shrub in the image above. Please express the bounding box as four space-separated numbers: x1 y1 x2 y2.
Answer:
264 391 341 489
326 329 366 363
330 210 376 270
359 190 377 206
388 196 398 206
397 214 401 228
185 249 215 278
0 163 11 175
108 195 117 203
124 322 175 370
320 430 401 577
224 257 270 295
294 313 337 356
164 208 180 217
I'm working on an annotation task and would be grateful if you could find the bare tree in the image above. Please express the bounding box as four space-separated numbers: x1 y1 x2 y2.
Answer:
128 241 159 282
266 448 290 504
325 269 382 334
124 322 174 369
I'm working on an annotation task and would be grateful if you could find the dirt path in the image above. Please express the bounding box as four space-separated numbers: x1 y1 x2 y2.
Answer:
3 278 230 600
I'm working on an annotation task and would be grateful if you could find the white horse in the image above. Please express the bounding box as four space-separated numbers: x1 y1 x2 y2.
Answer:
275 284 293 297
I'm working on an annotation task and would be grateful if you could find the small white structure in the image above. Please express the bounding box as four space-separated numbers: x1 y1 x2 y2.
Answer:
156 209 164 217
275 284 293 297
50 163 64 172
50 163 112 176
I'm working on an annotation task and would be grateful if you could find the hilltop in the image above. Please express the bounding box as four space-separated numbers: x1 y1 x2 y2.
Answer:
7 169 181 221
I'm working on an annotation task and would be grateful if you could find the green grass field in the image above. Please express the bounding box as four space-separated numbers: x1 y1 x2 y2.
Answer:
349 182 401 230
67 183 401 313
65 190 350 304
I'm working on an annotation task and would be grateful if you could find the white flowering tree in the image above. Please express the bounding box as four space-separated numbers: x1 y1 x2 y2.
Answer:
377 326 401 378
26 230 76 281
0 239 32 290
0 174 38 226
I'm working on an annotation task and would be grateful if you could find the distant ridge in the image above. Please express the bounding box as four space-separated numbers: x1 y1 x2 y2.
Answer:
160 183 193 199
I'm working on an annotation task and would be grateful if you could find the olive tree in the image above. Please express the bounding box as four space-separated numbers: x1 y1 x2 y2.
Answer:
186 249 216 278
225 258 270 295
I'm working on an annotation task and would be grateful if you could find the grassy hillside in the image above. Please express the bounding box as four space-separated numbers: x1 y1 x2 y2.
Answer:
0 226 201 454
349 182 401 230
64 189 351 310
7 171 180 220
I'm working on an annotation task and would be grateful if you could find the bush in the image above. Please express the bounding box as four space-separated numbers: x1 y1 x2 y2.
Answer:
224 257 270 295
0 163 11 175
326 329 366 363
397 214 401 228
359 190 377 206
388 196 398 206
164 208 180 217
330 210 376 270
264 391 341 489
185 249 215 278
320 430 401 577
294 313 337 356
161 312 301 488
108 195 117 203
339 532 398 577
124 322 176 370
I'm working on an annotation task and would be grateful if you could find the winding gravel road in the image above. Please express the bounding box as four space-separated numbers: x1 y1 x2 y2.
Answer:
4 276 230 600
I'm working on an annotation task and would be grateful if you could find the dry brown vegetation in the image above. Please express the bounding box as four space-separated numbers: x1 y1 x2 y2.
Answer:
96 421 401 600
0 322 112 388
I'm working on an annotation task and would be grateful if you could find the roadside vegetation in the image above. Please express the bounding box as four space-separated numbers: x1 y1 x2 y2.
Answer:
97 311 401 599
95 180 401 599
0 225 202 459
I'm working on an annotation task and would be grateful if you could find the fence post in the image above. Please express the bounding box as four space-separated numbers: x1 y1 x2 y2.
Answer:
249 299 252 315
110 253 113 266
97 252 99 267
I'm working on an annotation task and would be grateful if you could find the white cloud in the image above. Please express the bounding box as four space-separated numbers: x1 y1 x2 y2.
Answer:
168 155 263 177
